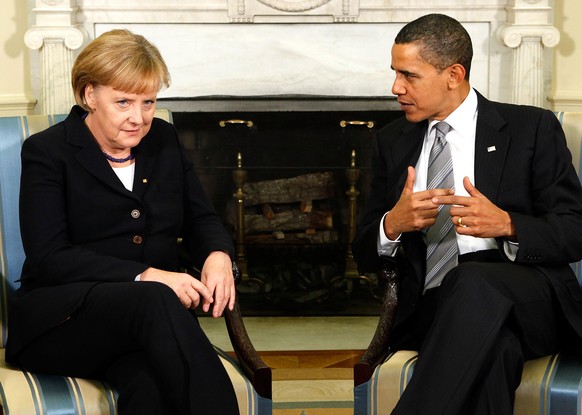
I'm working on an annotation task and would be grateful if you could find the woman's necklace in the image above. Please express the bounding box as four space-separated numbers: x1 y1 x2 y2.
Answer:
102 151 135 163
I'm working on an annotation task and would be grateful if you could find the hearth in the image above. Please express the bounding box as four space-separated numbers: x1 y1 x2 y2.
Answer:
172 106 402 315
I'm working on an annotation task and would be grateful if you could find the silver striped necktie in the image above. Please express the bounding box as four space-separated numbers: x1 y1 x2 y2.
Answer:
424 121 458 291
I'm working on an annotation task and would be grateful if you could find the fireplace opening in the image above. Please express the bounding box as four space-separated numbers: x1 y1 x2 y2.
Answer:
173 108 402 315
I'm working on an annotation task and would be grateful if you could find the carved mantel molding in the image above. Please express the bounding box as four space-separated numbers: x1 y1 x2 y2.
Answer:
496 0 559 106
25 27 86 51
256 0 333 12
497 25 560 49
24 0 88 114
229 0 357 22
24 1 559 112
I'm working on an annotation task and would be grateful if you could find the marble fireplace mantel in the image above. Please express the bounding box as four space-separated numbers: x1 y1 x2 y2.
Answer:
25 0 559 114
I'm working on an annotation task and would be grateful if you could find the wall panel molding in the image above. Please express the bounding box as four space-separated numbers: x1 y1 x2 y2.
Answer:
0 94 37 116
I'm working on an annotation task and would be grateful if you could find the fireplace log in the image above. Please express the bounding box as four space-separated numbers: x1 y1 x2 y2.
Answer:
300 200 313 213
245 230 338 244
243 172 334 206
261 203 276 220
245 209 333 233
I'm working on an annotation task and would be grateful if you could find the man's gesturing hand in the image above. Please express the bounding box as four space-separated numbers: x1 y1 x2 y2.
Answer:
383 166 454 240
432 176 517 240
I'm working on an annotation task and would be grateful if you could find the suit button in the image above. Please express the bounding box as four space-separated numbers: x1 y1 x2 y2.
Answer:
131 209 141 219
132 235 143 244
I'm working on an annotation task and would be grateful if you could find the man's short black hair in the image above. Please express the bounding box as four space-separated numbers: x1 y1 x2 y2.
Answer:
395 13 473 80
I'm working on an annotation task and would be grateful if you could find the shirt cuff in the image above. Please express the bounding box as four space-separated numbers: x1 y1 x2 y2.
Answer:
135 274 141 281
503 240 519 262
377 211 401 257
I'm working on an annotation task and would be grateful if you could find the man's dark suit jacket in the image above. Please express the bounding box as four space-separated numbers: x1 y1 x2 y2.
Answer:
352 90 582 350
6 106 234 360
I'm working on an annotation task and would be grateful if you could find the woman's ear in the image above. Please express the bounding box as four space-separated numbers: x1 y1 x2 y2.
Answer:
84 84 96 111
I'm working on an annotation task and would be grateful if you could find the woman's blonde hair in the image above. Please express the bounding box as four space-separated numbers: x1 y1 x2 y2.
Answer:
72 29 171 110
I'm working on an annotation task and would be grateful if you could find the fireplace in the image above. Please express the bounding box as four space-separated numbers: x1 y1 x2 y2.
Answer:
25 0 561 314
170 103 402 315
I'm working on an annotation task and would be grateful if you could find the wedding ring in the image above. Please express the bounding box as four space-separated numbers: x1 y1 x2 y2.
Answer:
458 217 463 226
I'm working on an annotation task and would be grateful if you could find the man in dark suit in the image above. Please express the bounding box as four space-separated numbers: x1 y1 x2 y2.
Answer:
352 13 582 414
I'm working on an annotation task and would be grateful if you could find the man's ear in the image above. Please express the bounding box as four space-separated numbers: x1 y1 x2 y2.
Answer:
447 64 467 89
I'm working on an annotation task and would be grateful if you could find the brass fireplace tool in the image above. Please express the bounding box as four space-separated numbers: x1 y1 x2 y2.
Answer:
344 149 360 280
232 152 249 279
220 118 255 284
342 120 380 298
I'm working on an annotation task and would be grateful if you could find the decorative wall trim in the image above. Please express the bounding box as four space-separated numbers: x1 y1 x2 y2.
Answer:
548 92 582 111
256 0 333 12
0 94 37 116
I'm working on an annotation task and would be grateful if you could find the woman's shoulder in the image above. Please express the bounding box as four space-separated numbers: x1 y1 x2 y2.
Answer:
148 116 179 141
24 121 67 151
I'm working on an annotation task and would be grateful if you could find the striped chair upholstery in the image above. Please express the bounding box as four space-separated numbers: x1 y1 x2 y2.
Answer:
354 112 582 415
555 112 582 280
0 111 272 415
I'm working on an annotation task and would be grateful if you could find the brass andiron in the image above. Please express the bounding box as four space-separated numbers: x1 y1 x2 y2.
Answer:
345 149 360 280
345 149 380 298
232 152 249 278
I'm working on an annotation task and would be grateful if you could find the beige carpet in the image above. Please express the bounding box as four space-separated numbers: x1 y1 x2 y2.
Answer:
272 368 354 415
260 350 362 415
199 316 378 352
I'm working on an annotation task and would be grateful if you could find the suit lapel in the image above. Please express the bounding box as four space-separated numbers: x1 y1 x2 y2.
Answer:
132 131 160 198
395 120 428 292
473 93 511 204
392 120 427 196
65 107 146 201
75 142 128 195
65 112 130 196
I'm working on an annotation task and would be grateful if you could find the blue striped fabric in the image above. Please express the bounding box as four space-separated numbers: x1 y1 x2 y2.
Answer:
356 351 582 415
0 112 270 415
0 115 67 295
0 348 118 415
214 347 273 415
554 112 582 282
0 115 66 348
545 354 582 415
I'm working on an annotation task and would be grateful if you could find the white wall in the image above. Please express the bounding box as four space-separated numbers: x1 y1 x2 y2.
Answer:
0 0 36 115
550 0 582 110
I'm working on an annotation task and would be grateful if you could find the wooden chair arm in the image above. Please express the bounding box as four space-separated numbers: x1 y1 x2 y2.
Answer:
224 301 272 399
183 260 272 399
354 265 400 387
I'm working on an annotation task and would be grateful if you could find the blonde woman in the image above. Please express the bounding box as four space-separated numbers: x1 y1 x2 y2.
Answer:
7 30 239 415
